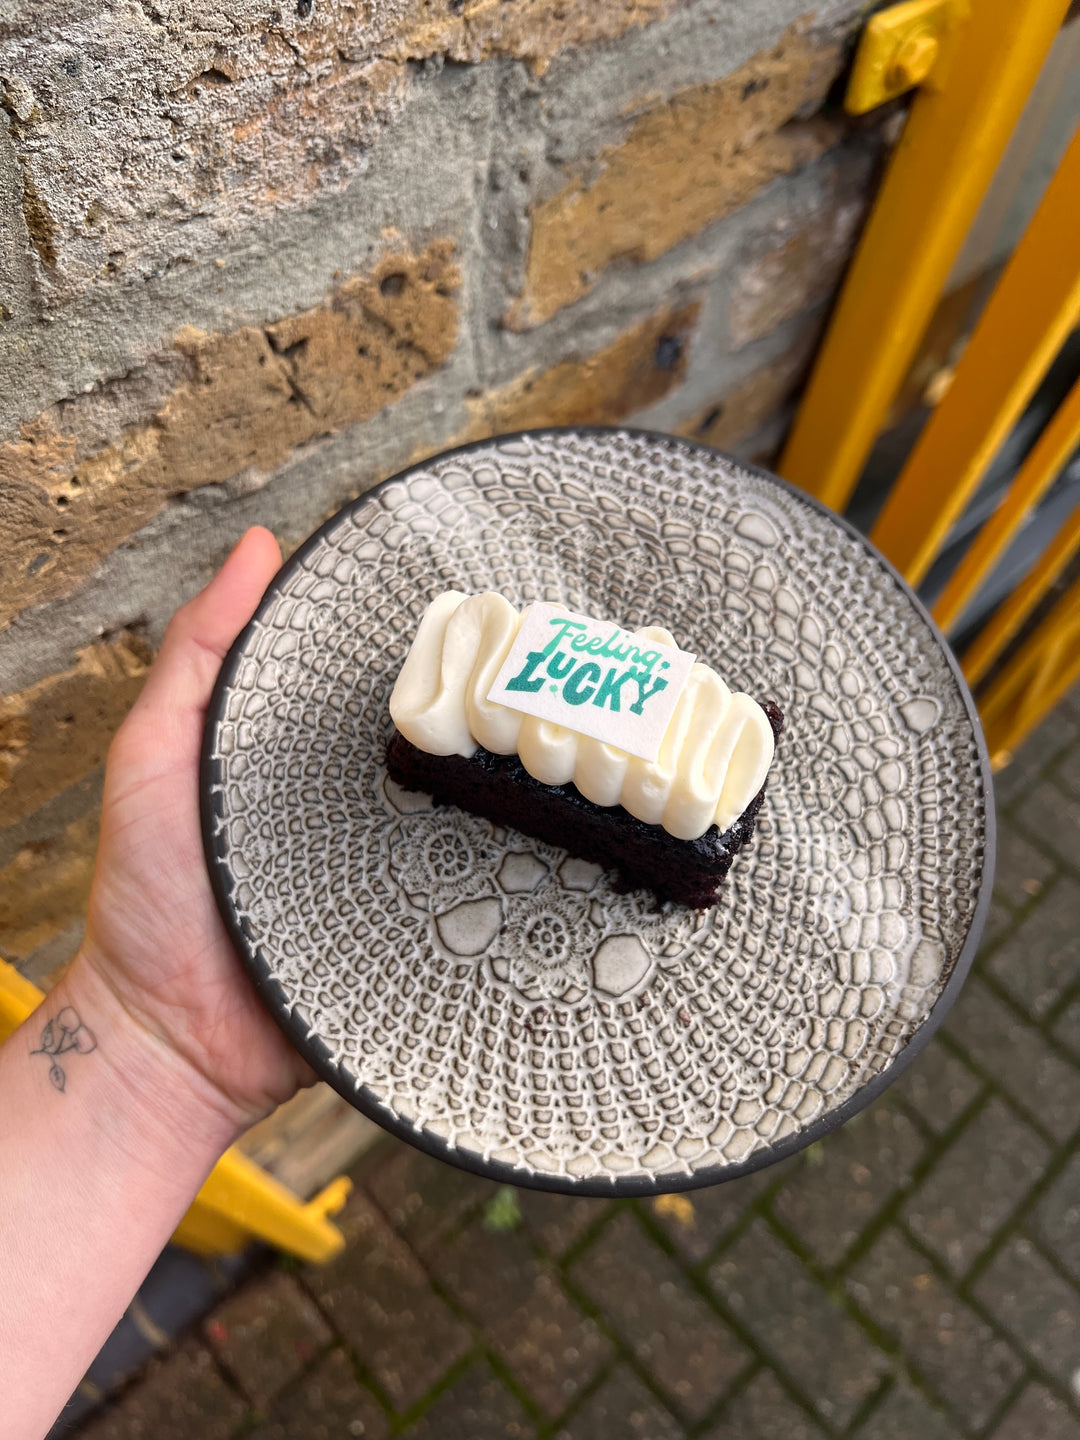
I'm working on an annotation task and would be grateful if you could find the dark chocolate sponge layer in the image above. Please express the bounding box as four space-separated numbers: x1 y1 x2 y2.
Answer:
386 700 783 909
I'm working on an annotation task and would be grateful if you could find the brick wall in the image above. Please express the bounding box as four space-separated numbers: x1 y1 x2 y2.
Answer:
0 0 887 983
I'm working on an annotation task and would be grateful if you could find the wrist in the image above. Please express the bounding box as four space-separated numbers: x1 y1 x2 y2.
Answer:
51 954 245 1180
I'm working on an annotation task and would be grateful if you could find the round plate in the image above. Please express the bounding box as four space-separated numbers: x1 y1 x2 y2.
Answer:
202 428 994 1196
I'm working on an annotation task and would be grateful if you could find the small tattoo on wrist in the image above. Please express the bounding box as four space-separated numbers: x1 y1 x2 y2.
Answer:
30 1007 97 1093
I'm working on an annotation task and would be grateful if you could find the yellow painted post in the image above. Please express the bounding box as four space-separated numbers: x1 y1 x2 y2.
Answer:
932 373 1080 633
0 960 47 1041
174 1152 351 1263
778 0 1072 513
978 578 1080 765
963 498 1080 685
871 127 1080 586
0 959 349 1262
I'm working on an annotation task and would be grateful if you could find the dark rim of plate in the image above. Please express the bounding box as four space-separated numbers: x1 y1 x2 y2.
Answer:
200 425 997 1197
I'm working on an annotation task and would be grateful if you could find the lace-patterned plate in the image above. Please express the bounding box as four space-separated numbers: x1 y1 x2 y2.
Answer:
201 429 994 1196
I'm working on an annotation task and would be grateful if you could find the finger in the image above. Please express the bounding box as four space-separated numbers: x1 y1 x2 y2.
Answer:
131 527 282 724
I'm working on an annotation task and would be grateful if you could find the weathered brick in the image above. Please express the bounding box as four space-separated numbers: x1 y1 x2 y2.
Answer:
893 1038 982 1135
0 809 96 961
388 0 678 74
364 1138 495 1260
399 1360 534 1440
852 1382 955 1440
0 633 149 827
847 1228 1022 1428
901 1097 1050 1276
203 1271 331 1408
994 711 1079 809
244 1349 388 1440
1055 738 1080 798
465 303 699 439
773 1101 924 1269
991 1383 1080 1440
944 978 1080 1143
980 899 1017 953
78 1339 246 1440
678 326 819 452
433 1221 610 1418
728 182 866 347
703 1368 825 1440
1053 999 1080 1061
973 1237 1080 1389
988 876 1080 1020
4 2 678 302
554 1365 681 1440
304 1190 471 1413
1015 782 1080 868
709 1218 886 1427
648 1168 775 1266
507 26 843 327
573 1210 748 1420
0 242 459 627
517 1189 609 1260
992 821 1059 910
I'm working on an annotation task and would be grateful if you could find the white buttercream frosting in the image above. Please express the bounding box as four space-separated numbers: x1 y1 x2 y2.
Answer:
389 591 776 841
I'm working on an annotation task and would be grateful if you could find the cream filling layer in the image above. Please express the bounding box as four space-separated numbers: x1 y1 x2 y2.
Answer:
389 591 775 841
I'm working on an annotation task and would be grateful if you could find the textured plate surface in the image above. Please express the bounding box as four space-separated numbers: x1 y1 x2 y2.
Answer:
202 429 993 1195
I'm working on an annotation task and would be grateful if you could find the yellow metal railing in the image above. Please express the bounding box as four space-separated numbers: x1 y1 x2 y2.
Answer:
0 958 350 1263
779 0 1080 768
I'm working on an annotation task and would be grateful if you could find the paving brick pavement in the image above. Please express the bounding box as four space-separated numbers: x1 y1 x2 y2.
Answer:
71 700 1080 1439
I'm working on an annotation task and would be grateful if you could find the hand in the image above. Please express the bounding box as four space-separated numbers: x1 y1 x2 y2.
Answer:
79 528 315 1133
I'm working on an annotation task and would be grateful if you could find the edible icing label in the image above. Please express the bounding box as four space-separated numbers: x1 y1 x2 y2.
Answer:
486 602 697 763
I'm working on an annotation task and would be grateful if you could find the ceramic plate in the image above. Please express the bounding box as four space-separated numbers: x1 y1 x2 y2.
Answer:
201 428 994 1195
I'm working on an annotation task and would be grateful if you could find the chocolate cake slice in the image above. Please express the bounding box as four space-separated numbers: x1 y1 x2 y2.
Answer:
387 699 783 909
387 590 782 909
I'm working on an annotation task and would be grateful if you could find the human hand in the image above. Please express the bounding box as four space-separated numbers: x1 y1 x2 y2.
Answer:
78 527 315 1136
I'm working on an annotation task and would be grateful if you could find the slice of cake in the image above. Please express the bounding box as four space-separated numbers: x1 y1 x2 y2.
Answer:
386 592 782 908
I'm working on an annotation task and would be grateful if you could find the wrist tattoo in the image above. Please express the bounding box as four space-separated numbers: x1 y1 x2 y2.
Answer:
31 1006 98 1093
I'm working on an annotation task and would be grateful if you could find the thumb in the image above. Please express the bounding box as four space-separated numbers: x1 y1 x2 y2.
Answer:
131 527 282 725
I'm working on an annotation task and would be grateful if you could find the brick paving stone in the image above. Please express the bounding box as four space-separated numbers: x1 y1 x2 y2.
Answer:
203 1271 331 1408
945 978 1080 1142
573 1210 748 1421
1031 1155 1080 1285
894 1038 983 1134
988 876 1080 1019
243 1350 388 1440
709 1218 886 1427
847 1227 1022 1429
992 1383 1080 1440
77 1340 246 1440
554 1365 682 1440
517 1191 609 1260
1056 741 1080 799
1016 782 1080 869
773 1102 924 1268
399 1361 534 1439
995 711 1079 809
902 1096 1050 1276
994 822 1060 910
973 1236 1080 1389
648 1169 775 1266
365 1140 496 1259
433 1221 610 1418
1053 998 1080 1059
304 1190 471 1413
852 1382 955 1440
702 1368 826 1440
979 899 1016 956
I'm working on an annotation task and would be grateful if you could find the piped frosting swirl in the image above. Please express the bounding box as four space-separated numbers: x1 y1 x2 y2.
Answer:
389 591 775 841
